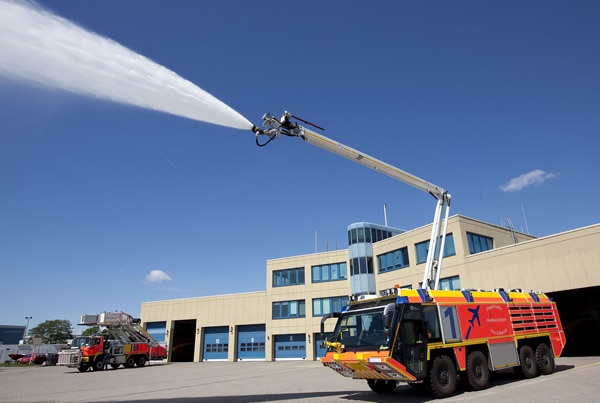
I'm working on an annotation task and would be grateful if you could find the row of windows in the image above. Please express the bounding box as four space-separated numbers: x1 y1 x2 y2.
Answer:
348 227 395 245
312 296 348 317
272 267 305 287
415 234 457 264
277 345 306 351
274 279 458 319
350 257 374 275
377 234 457 274
273 297 347 319
378 247 409 273
274 232 493 285
272 300 306 319
205 343 229 353
467 232 493 254
439 275 461 290
312 263 347 282
239 342 265 352
273 263 347 287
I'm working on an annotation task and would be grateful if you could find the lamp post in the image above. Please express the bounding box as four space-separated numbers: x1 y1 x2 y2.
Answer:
24 316 32 342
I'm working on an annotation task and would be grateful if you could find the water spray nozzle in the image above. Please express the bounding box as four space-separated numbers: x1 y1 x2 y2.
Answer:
251 125 263 134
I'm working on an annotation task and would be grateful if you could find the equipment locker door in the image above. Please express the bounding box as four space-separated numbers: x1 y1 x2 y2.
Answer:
203 326 229 361
274 334 306 360
237 324 266 361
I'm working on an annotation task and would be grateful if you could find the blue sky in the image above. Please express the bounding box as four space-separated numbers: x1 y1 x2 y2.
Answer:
1 0 599 334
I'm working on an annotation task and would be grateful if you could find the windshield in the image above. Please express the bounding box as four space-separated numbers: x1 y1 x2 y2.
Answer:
333 307 390 350
71 337 90 348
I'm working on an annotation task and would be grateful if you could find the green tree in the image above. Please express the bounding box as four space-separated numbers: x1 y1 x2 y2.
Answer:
81 325 100 336
28 319 73 344
81 325 113 339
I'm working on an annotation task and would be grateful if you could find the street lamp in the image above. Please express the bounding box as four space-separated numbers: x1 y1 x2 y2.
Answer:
24 316 32 342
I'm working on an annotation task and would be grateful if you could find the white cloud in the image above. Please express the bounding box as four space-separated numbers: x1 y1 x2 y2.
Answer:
144 269 172 283
500 169 556 192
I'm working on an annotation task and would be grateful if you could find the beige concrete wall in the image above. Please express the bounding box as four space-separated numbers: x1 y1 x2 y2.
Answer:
140 216 600 362
141 291 266 361
266 250 349 360
458 223 600 292
374 215 536 290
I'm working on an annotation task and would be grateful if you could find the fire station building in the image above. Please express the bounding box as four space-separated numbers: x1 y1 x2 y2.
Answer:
139 215 600 362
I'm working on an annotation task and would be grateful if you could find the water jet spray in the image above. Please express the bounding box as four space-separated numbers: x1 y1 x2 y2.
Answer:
0 0 252 130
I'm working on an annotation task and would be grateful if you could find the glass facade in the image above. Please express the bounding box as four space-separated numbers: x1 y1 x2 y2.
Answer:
350 256 374 275
439 275 461 290
312 262 347 282
348 226 395 245
415 233 456 264
377 247 410 273
312 296 348 317
272 267 305 287
467 232 494 254
272 300 305 319
347 222 403 296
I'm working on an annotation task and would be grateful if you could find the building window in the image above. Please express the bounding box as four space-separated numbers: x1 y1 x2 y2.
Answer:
312 296 349 316
415 233 456 264
272 267 305 287
348 227 393 245
467 232 493 254
350 256 374 275
312 262 347 283
272 300 306 319
240 342 265 352
377 247 410 273
439 275 461 290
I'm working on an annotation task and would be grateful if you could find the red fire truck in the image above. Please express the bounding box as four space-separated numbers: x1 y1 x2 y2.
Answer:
57 312 167 372
320 287 565 398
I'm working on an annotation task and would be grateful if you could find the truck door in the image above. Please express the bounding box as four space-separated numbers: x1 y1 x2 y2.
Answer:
395 306 427 378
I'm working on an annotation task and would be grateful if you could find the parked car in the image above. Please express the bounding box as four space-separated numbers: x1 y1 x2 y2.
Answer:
8 353 26 362
16 353 47 365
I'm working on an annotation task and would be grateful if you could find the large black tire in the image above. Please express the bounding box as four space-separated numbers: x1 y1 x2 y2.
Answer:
77 364 89 372
428 355 457 399
136 355 147 367
465 350 490 390
367 379 397 394
535 343 555 375
124 357 136 368
91 359 105 371
515 345 538 379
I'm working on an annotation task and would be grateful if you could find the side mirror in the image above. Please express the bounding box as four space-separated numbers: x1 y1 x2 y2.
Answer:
320 312 341 340
383 303 396 336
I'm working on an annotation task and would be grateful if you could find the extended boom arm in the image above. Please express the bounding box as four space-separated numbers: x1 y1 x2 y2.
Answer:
252 112 451 290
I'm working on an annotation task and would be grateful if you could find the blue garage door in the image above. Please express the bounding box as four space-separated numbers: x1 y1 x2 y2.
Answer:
203 326 229 361
274 334 306 360
145 322 166 343
237 324 266 361
315 332 333 359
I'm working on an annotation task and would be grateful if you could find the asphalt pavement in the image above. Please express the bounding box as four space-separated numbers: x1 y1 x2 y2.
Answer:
0 356 599 402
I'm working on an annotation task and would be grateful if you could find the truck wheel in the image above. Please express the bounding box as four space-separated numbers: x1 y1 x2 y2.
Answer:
77 364 89 372
124 357 136 368
136 356 147 367
516 345 538 378
466 350 490 390
91 359 104 371
428 355 457 398
535 343 555 375
366 379 396 394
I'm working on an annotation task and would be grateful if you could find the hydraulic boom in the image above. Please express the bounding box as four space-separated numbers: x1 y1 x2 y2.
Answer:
252 112 451 289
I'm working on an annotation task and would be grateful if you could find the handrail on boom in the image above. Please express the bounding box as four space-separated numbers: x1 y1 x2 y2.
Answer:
252 112 451 289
